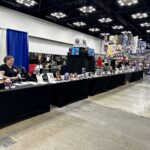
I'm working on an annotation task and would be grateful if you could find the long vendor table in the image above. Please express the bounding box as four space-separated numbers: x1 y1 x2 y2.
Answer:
0 71 143 127
88 71 143 96
0 84 52 127
50 79 89 107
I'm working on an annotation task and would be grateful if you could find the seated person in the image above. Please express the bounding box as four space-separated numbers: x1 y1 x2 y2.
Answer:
0 56 19 81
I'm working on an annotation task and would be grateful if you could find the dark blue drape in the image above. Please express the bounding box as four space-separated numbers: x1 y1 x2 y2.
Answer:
7 29 28 70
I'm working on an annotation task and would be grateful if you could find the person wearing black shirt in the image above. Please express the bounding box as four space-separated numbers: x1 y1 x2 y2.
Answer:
0 56 19 81
117 57 129 68
111 59 116 70
118 61 129 68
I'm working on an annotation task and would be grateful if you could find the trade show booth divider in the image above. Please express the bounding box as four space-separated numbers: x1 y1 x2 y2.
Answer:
7 29 29 70
0 28 29 70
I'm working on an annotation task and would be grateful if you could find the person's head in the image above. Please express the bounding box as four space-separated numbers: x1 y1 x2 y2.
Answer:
4 56 14 66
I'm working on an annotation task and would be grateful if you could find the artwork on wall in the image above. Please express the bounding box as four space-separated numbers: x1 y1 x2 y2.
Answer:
102 33 142 56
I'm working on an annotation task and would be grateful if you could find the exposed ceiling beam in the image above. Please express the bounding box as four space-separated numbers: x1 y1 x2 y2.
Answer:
92 0 142 35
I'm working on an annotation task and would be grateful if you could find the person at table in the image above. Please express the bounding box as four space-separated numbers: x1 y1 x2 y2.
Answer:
0 55 19 81
117 57 129 68
110 58 116 71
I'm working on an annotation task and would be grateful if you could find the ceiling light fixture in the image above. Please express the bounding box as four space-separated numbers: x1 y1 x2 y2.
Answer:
132 13 148 19
79 6 96 13
117 0 138 6
98 18 112 23
100 33 110 36
112 25 124 30
51 12 67 19
146 30 150 33
89 28 100 32
73 21 86 27
16 0 37 7
122 31 132 34
140 22 150 27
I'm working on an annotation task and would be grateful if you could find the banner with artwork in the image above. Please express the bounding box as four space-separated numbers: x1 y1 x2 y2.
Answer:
101 33 140 56
137 40 146 54
132 36 138 54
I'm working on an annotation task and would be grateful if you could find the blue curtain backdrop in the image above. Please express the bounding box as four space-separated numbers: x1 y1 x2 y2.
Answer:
7 29 28 70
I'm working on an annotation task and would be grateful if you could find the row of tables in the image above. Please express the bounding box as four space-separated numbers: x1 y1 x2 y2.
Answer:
0 71 143 127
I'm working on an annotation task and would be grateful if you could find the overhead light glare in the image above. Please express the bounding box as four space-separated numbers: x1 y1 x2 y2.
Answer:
132 13 148 19
112 25 124 30
117 0 138 6
89 28 100 32
122 31 132 34
140 22 150 27
100 33 110 36
16 0 37 7
98 17 112 23
73 21 86 27
51 12 67 19
146 30 150 33
79 6 96 13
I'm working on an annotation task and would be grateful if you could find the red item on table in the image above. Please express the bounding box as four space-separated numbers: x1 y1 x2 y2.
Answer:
96 57 103 67
28 64 36 74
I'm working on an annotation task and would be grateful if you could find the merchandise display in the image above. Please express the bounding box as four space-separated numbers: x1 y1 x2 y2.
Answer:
87 48 95 57
102 33 147 56
69 47 80 56
0 0 149 131
0 71 5 80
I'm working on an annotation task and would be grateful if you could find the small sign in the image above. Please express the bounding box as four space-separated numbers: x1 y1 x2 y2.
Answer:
47 73 54 82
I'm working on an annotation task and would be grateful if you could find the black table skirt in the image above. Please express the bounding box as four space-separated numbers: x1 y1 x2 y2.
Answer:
88 74 126 96
0 71 144 127
130 71 143 82
138 71 144 80
0 83 4 89
0 85 51 127
88 76 111 96
50 79 89 107
88 71 143 96
124 72 133 83
108 74 126 90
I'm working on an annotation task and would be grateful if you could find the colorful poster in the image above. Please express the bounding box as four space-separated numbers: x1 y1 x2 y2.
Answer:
138 41 146 53
122 34 129 46
107 45 116 57
116 45 122 51
132 36 138 53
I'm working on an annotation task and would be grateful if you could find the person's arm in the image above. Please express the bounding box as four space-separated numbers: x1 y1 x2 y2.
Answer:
3 75 18 80
10 76 19 81
0 65 8 80
3 76 10 80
